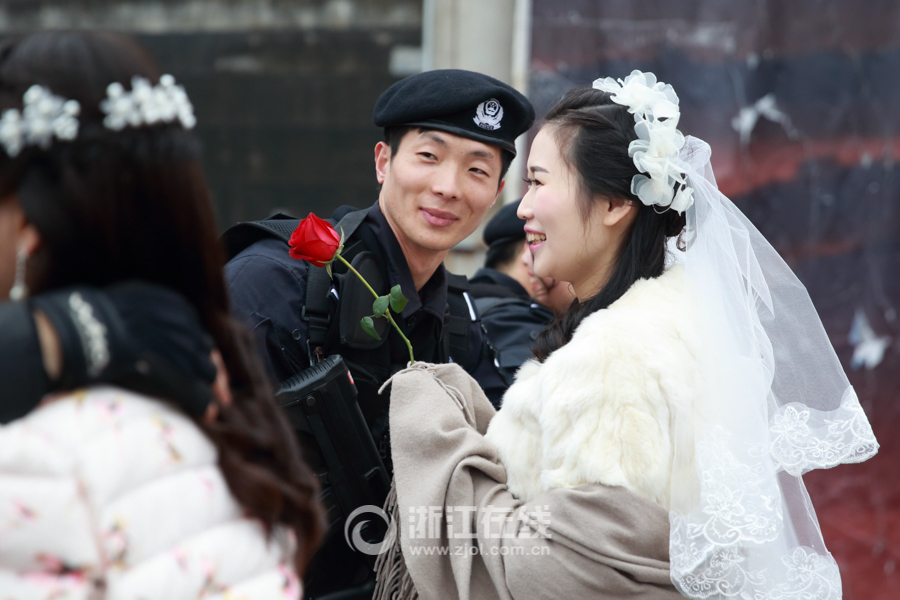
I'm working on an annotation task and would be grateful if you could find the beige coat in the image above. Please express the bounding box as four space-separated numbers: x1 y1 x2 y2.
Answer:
376 361 683 600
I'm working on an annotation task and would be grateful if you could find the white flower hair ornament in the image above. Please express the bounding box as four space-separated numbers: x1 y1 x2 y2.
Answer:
101 74 196 132
0 85 80 157
593 70 694 213
0 74 196 158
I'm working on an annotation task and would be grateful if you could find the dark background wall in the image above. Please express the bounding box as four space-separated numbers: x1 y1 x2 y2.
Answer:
531 2 898 598
140 28 419 227
0 0 423 227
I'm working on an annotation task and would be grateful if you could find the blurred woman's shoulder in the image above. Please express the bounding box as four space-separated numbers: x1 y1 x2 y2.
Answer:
0 386 300 599
4 386 211 451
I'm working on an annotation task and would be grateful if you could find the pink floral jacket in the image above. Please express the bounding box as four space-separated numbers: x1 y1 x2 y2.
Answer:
0 387 301 600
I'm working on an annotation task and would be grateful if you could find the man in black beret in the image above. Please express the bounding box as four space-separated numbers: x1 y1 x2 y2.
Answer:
223 69 534 599
469 200 554 385
370 69 534 266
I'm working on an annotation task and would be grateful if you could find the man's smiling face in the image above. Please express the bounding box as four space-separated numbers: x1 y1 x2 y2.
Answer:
375 128 505 254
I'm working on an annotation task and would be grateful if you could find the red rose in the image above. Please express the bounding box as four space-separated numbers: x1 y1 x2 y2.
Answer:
288 213 341 266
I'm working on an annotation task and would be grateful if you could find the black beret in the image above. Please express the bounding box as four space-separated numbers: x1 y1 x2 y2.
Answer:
373 69 535 156
483 199 525 247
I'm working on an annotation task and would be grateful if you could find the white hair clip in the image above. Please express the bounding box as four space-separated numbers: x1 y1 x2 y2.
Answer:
101 74 196 132
0 85 80 157
593 70 694 213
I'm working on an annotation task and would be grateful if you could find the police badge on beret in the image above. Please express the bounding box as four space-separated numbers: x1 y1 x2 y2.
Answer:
474 99 504 131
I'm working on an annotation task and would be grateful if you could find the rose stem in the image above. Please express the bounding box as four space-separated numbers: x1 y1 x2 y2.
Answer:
335 254 415 363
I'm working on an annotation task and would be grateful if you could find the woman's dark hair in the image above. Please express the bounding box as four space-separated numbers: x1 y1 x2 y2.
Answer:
532 87 686 362
0 32 324 572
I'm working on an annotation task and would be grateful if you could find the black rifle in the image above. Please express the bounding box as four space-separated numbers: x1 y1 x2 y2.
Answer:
277 354 390 600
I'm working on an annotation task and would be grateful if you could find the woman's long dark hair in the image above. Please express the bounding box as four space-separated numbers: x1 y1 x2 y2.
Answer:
0 32 324 572
532 87 686 362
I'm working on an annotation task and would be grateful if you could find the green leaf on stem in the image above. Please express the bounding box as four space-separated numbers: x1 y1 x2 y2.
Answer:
373 295 390 318
360 316 380 340
389 284 408 313
325 262 333 279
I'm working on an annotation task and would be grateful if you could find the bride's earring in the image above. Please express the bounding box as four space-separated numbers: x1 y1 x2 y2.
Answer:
9 247 28 301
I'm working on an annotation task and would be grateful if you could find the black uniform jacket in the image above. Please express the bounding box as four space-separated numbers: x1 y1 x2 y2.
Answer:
469 267 554 386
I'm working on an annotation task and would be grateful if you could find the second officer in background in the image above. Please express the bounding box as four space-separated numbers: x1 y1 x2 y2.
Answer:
469 199 554 387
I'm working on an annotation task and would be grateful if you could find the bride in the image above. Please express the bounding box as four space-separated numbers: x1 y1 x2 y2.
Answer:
373 72 879 600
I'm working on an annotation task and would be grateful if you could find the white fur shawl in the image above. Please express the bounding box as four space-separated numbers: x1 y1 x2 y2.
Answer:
484 265 698 510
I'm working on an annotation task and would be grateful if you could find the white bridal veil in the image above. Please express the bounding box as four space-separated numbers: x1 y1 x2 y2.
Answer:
667 136 879 599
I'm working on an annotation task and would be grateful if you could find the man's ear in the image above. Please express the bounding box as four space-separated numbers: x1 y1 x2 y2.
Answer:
20 222 41 256
7 197 42 256
492 179 506 207
601 197 636 228
374 141 391 185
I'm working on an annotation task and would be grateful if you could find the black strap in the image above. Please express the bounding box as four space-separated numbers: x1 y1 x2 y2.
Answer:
444 273 478 369
302 210 369 362
302 263 334 361
222 212 302 261
446 272 470 295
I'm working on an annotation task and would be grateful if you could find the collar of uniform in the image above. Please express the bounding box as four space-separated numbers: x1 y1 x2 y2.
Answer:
470 267 530 299
366 202 449 322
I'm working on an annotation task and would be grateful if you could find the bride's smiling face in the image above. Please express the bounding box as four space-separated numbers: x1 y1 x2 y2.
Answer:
518 125 634 299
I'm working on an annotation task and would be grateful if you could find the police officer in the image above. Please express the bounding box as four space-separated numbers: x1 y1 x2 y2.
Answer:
469 199 554 386
222 69 534 598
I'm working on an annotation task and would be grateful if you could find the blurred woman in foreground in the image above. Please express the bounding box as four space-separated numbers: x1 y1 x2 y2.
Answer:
0 31 323 598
